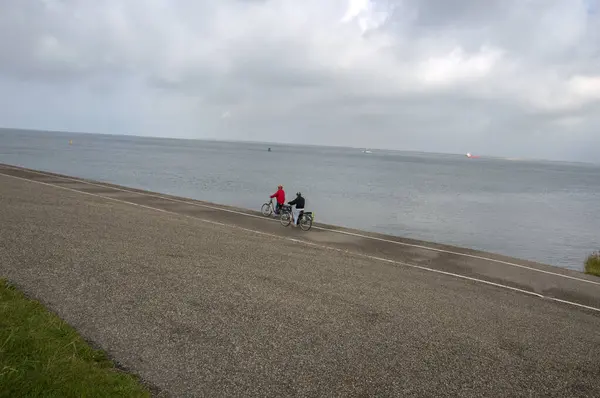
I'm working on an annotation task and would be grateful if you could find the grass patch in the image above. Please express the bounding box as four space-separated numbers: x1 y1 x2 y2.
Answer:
585 252 600 277
0 279 150 397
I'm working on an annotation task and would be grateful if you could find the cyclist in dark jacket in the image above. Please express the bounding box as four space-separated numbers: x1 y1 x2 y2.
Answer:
288 192 305 226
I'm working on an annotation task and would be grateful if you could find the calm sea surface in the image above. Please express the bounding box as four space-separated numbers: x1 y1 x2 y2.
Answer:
1 128 599 271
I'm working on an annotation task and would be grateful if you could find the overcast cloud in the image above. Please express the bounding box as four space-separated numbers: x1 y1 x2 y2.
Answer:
1 0 599 161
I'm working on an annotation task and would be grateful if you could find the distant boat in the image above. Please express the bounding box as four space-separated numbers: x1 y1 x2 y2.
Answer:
466 152 480 159
268 147 271 152
362 149 372 154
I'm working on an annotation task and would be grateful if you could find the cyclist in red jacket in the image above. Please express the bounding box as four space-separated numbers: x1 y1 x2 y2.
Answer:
270 185 286 214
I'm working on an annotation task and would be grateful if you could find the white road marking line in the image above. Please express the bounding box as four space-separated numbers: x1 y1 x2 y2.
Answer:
1 164 599 287
1 171 599 314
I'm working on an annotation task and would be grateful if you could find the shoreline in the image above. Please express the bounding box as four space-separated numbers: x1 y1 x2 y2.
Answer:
1 162 599 312
0 163 579 269
0 162 590 275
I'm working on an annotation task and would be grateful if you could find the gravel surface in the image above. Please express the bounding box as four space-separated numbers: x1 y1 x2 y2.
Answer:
1 173 600 397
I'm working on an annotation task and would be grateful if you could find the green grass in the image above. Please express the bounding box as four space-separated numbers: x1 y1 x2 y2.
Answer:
0 279 151 398
585 252 600 277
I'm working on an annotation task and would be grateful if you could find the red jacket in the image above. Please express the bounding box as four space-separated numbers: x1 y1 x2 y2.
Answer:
270 189 285 204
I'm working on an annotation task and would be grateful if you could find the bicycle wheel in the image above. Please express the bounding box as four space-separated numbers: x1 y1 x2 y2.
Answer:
280 211 292 227
299 214 312 231
261 203 272 216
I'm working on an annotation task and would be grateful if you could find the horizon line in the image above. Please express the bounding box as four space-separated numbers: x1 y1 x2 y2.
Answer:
0 125 596 166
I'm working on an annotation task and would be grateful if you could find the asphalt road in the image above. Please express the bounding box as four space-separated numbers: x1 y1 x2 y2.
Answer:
1 164 599 397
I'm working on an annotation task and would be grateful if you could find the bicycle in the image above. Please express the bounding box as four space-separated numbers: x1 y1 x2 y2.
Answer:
279 204 314 231
261 198 280 217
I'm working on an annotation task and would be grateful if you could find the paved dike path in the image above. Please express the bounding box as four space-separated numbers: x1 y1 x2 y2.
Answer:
1 163 599 397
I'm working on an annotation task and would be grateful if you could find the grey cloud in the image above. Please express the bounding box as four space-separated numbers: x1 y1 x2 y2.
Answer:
401 0 512 27
392 0 600 64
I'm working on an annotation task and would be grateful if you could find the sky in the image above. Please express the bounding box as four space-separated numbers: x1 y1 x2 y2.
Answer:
1 0 599 161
